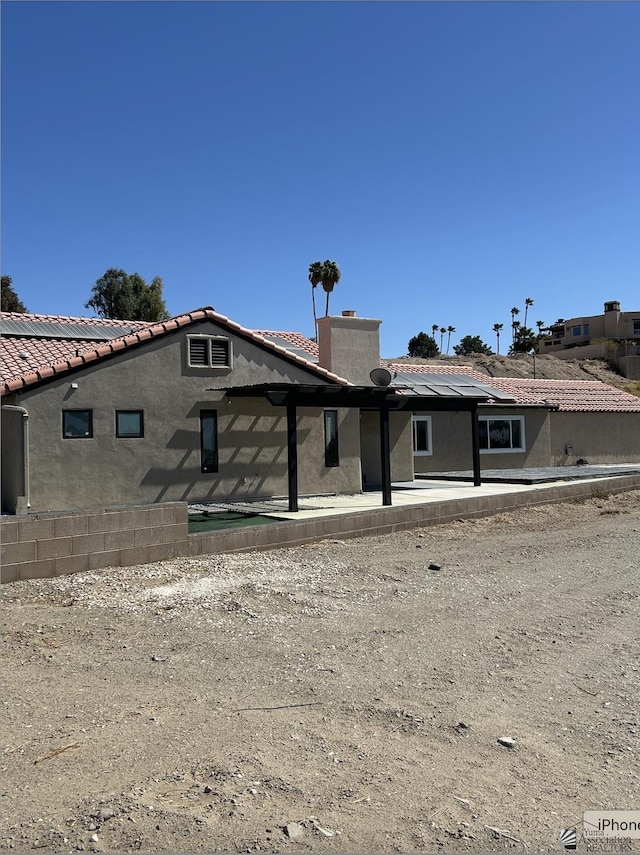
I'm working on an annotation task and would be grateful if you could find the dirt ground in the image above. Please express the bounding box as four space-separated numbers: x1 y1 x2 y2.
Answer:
2 491 639 854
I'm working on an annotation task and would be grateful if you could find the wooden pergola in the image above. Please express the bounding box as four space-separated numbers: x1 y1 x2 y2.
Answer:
219 383 502 512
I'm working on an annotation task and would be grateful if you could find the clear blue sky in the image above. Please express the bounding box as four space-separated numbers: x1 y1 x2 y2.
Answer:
2 1 638 357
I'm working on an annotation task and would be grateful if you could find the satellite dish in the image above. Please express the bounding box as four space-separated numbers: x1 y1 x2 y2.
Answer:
370 367 393 387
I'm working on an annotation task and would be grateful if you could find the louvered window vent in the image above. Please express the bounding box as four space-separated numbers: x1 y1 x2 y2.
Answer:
188 336 231 368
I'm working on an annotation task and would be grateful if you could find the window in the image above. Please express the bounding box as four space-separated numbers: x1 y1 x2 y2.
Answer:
200 410 219 473
583 323 590 336
478 416 525 453
116 410 144 438
188 336 231 368
63 410 93 438
324 410 339 467
412 416 432 456
633 319 640 336
572 325 582 336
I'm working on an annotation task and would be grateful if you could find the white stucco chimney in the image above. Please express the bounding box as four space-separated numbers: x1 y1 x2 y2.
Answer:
317 311 382 385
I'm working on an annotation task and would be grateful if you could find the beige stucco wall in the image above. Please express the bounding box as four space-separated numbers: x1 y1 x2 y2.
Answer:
551 343 608 361
617 356 640 380
317 315 382 386
550 412 640 465
412 408 552 473
359 411 414 486
4 321 369 512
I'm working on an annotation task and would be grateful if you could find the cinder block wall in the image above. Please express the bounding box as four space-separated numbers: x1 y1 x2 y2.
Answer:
2 475 640 584
0 503 188 583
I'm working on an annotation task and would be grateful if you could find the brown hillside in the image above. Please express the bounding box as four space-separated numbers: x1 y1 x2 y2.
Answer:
387 353 640 395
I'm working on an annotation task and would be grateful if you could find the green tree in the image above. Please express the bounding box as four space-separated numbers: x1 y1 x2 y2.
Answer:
453 335 493 356
1 276 27 313
492 323 504 355
85 269 170 321
407 331 439 358
510 306 520 343
510 325 538 354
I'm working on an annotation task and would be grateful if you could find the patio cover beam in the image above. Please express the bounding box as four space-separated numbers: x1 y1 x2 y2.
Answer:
217 384 501 508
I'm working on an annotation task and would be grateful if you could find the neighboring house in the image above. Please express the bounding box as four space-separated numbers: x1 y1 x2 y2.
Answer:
541 301 640 379
383 363 640 473
1 309 501 515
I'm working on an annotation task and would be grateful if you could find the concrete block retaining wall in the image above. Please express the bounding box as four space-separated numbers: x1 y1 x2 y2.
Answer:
2 475 640 583
0 503 188 584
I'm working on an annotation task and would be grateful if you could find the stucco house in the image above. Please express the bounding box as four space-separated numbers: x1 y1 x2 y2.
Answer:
540 300 640 380
1 308 507 515
2 308 640 516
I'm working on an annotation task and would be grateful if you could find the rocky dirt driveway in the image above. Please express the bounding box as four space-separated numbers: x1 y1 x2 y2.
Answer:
2 491 639 853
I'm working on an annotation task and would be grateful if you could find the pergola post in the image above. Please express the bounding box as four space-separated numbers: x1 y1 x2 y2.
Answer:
286 402 299 512
380 406 392 506
470 404 482 486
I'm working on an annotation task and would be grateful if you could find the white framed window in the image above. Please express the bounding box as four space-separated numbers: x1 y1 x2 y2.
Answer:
412 415 432 456
478 416 525 453
187 335 232 368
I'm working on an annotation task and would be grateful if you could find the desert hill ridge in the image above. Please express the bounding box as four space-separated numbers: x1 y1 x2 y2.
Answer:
385 353 640 396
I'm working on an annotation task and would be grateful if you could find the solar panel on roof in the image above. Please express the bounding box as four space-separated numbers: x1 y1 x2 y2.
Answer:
427 384 465 396
0 319 135 340
260 335 318 363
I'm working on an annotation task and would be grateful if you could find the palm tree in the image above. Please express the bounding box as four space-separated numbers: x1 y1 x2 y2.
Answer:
524 297 534 328
510 307 520 343
535 320 545 332
446 325 455 355
308 261 323 333
432 323 439 338
492 322 504 355
439 327 446 351
320 260 341 316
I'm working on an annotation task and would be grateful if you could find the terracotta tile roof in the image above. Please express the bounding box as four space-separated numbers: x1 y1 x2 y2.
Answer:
387 362 488 382
1 310 348 395
474 377 640 412
386 363 640 412
254 330 319 360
